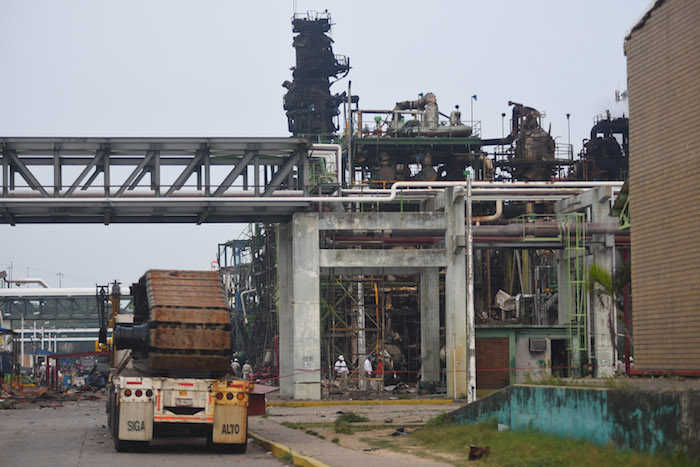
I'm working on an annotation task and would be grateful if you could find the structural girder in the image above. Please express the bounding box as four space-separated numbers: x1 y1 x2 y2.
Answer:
1 137 314 224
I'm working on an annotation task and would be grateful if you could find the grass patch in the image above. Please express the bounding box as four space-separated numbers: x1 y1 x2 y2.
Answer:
334 411 369 434
523 373 633 389
336 411 369 423
279 450 293 463
281 421 304 430
331 437 339 444
425 410 452 427
376 419 696 466
334 420 354 434
397 393 411 400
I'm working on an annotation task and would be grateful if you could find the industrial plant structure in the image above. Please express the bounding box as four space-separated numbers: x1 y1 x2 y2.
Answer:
4 4 696 404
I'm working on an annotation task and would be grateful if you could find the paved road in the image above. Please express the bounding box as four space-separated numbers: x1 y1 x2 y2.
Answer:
0 399 283 467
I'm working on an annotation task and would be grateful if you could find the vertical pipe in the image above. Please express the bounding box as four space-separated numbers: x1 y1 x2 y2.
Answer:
357 279 365 373
466 179 476 402
20 314 24 367
346 81 353 186
622 247 631 376
452 333 457 398
486 250 491 314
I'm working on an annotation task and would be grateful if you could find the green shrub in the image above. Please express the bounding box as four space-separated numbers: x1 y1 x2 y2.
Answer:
336 411 368 423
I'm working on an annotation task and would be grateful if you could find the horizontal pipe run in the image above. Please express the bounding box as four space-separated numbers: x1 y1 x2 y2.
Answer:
4 278 50 288
473 222 622 236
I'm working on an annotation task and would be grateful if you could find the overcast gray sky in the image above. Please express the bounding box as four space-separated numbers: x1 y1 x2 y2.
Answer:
0 0 648 288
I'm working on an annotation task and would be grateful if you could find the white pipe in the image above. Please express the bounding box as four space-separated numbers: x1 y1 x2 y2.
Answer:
5 278 50 288
472 199 503 223
239 289 256 325
0 181 623 205
310 144 342 186
466 180 476 403
0 287 130 297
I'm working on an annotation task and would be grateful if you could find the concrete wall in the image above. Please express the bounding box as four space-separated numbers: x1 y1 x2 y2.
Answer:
514 336 550 383
451 385 700 457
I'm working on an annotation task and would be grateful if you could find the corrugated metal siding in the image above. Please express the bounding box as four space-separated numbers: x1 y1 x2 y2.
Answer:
625 0 700 371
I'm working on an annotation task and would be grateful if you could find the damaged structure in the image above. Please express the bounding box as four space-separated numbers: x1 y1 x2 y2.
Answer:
283 11 350 139
213 11 631 401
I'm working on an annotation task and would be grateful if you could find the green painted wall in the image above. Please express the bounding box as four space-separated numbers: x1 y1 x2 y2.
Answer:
450 385 700 457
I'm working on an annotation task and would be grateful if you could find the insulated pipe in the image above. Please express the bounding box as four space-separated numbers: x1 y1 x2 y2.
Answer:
4 278 50 288
473 222 622 237
1 181 624 205
0 287 131 297
471 200 503 223
240 289 256 325
310 144 342 185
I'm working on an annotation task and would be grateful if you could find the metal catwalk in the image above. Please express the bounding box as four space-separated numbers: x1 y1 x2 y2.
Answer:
0 137 317 224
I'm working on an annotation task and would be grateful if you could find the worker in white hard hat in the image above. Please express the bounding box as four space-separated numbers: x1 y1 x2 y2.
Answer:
242 361 253 381
362 354 374 390
334 354 349 390
230 357 241 377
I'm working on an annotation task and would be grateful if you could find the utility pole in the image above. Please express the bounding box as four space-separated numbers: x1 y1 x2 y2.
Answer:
57 272 63 288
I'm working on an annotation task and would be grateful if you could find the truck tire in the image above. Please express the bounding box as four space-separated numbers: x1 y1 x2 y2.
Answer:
111 397 149 452
207 432 247 453
114 438 149 453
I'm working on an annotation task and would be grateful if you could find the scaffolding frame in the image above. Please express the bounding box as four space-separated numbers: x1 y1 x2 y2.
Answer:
324 275 386 394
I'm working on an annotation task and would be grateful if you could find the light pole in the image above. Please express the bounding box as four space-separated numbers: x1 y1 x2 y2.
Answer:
57 272 63 288
566 113 571 159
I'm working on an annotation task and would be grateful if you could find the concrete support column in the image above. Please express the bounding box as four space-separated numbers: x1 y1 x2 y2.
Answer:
290 212 321 399
277 222 294 398
444 187 468 399
591 234 616 378
555 186 617 378
420 268 440 383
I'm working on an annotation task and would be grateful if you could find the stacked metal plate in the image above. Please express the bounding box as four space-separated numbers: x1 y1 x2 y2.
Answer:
132 270 232 376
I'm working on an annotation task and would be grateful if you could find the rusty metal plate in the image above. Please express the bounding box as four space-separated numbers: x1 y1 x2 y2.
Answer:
151 328 230 351
150 307 230 324
147 354 230 373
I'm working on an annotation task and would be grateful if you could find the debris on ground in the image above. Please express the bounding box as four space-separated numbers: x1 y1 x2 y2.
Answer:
391 427 410 436
469 445 491 461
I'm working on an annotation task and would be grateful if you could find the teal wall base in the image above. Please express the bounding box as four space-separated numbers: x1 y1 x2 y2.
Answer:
450 385 700 457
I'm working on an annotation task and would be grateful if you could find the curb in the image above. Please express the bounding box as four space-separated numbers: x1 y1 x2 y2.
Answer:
250 431 330 467
267 399 456 407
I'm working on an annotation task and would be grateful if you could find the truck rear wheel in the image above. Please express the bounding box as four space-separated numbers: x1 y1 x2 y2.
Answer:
207 432 247 453
114 439 149 452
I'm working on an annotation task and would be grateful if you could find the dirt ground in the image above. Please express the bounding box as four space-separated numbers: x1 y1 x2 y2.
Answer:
262 399 463 463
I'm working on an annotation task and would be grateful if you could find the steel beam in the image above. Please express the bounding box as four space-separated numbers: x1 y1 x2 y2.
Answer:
318 212 447 231
319 249 447 268
263 152 301 196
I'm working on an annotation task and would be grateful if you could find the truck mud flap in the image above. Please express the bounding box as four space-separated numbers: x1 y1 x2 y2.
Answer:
212 405 247 444
118 402 154 441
